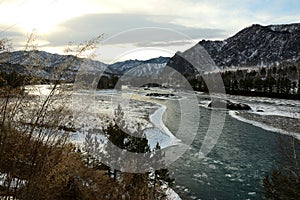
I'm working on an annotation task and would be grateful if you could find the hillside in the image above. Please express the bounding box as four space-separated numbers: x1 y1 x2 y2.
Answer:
201 23 300 67
167 23 300 77
109 56 169 75
165 23 300 99
0 50 113 83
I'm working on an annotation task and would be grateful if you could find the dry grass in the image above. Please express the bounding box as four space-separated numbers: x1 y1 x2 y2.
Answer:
0 36 168 200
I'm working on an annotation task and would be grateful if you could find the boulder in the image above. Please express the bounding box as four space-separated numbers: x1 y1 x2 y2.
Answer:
208 99 251 110
146 93 175 98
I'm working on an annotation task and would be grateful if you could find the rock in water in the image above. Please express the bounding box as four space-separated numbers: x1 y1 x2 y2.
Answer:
208 99 251 110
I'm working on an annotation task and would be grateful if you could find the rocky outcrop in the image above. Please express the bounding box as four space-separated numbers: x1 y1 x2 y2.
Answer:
208 99 251 110
146 93 175 98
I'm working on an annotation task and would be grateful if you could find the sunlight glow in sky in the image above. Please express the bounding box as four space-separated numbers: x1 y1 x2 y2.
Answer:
0 0 299 61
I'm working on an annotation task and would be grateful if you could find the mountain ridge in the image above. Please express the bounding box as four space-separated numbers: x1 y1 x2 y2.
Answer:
199 23 300 67
166 23 300 77
0 50 170 82
108 56 169 74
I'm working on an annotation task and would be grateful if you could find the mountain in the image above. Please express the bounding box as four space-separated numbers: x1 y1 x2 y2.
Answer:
166 44 219 77
201 23 300 67
0 50 110 82
0 50 170 82
167 23 300 76
119 63 167 78
108 56 169 74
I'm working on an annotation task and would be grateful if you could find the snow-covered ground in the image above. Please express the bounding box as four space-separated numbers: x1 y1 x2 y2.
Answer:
0 173 26 190
166 188 182 200
146 104 181 149
229 110 300 139
71 88 182 149
199 93 300 138
23 85 183 152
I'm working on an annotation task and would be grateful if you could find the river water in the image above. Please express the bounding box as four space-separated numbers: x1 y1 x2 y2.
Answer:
161 95 287 200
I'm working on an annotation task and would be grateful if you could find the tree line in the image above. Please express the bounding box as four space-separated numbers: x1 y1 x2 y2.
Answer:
189 61 300 99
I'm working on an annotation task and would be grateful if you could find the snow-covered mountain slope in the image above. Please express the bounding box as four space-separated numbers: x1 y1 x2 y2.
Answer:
199 23 300 68
167 44 219 77
121 63 167 78
167 23 300 77
109 57 170 75
0 50 170 81
0 50 110 82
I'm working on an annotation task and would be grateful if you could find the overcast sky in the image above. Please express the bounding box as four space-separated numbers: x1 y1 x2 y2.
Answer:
0 0 299 62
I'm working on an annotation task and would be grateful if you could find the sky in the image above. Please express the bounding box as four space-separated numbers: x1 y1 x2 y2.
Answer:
0 0 299 63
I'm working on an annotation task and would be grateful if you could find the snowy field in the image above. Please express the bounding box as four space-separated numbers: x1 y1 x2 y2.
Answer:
71 87 182 147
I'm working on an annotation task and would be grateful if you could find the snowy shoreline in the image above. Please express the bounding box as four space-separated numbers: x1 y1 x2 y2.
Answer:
198 95 300 139
229 110 300 140
143 100 182 200
147 103 181 148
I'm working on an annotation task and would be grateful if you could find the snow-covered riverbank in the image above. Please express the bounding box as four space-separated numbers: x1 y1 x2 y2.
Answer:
229 110 300 140
198 93 300 138
146 104 181 149
146 103 182 200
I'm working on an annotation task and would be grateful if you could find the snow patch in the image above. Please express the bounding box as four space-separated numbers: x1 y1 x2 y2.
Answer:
166 188 182 200
148 104 181 148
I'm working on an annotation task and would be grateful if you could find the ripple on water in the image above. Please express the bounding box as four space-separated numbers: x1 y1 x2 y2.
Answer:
193 172 208 179
225 174 232 178
248 192 256 196
208 164 217 170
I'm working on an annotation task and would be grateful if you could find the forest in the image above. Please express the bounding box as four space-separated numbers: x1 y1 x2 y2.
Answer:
190 60 300 99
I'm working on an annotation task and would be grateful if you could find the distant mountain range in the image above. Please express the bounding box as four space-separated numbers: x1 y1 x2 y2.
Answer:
0 50 110 82
109 57 169 75
0 50 169 82
1 23 300 82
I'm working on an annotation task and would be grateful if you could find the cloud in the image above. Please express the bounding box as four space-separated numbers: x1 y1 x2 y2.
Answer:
136 41 193 47
0 29 23 38
40 0 300 49
45 13 227 47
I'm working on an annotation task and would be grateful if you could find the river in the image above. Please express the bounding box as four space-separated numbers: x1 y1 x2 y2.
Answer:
160 94 293 200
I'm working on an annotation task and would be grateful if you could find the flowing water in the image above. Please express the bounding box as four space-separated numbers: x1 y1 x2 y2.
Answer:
162 95 287 200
